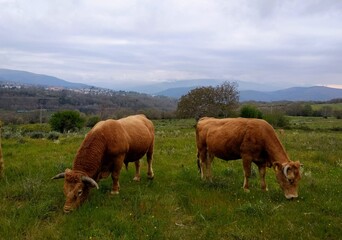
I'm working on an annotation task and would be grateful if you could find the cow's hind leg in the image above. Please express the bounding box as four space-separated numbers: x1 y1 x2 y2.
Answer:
146 144 154 179
206 152 214 182
133 160 141 181
198 149 207 180
242 155 252 192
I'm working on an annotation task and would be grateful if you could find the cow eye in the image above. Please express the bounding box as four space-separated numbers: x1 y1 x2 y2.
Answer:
78 190 83 196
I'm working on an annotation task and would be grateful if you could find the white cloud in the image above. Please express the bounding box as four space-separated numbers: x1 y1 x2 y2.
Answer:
0 0 342 88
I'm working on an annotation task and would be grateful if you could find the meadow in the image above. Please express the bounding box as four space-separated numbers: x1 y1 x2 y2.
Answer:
0 117 341 240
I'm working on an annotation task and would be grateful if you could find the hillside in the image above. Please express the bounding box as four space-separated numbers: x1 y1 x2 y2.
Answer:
0 86 177 124
1 68 341 102
240 86 342 102
155 86 342 101
0 68 89 89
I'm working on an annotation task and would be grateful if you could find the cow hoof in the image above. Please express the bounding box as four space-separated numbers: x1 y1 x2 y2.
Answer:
133 176 141 181
110 191 119 195
243 188 250 193
147 174 154 180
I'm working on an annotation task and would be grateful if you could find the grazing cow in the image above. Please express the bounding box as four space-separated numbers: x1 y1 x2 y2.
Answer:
52 114 155 213
196 117 302 199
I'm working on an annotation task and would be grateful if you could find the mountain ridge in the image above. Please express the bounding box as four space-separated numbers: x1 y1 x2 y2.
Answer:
0 68 89 89
1 68 341 102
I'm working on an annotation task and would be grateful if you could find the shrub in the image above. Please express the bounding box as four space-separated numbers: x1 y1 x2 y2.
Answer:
86 115 101 128
49 110 85 133
19 123 51 134
263 112 289 128
47 131 60 140
240 105 263 118
29 131 45 139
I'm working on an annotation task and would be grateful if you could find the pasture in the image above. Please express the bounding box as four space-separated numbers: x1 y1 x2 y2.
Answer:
0 118 341 239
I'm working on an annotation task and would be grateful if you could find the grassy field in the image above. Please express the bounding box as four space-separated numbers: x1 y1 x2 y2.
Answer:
311 103 342 111
0 118 341 240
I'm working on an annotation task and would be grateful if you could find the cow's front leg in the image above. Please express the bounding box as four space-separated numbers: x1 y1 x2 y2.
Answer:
133 160 141 181
111 155 124 195
257 163 268 191
242 156 252 192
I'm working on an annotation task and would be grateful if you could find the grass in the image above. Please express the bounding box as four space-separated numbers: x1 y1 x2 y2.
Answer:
0 117 341 239
288 116 342 131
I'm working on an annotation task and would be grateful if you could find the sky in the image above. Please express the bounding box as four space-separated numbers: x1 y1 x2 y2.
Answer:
0 0 342 90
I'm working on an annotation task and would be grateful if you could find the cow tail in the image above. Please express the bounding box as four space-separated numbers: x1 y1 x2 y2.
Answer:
124 160 129 171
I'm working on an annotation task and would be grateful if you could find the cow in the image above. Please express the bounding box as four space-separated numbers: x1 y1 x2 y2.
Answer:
52 114 155 213
196 117 302 199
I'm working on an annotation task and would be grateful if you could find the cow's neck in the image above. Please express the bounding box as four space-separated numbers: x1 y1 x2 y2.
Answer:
266 136 290 165
72 151 103 179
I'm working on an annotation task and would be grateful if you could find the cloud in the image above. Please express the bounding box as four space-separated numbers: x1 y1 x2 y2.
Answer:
0 0 342 88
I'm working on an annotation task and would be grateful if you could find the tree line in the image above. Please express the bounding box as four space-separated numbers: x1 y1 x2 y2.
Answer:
1 82 341 128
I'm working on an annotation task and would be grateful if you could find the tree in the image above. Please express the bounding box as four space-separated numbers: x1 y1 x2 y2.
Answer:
215 81 239 117
49 110 85 133
177 86 217 119
176 81 239 119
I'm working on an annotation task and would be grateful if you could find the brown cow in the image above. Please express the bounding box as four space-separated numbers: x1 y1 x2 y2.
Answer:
52 114 155 213
196 117 302 199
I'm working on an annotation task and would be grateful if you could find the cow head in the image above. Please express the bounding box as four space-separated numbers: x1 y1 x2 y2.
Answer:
52 168 99 213
273 161 302 199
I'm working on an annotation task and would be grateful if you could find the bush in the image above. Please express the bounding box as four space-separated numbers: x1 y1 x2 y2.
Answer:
240 105 263 118
86 115 101 128
29 131 45 139
49 110 85 133
19 123 51 134
263 112 289 128
47 131 60 140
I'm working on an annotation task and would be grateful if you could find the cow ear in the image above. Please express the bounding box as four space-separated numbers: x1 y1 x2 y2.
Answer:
273 162 282 172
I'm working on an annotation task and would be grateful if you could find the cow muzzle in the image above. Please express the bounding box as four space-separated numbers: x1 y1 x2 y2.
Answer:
63 205 74 214
285 193 298 200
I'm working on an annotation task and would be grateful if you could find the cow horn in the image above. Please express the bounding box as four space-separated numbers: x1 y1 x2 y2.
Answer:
51 172 65 180
283 165 290 179
81 176 99 189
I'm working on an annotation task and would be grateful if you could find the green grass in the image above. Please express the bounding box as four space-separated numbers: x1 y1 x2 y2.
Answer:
0 117 341 239
288 116 342 130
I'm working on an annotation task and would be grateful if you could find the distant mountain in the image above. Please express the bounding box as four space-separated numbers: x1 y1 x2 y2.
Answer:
0 68 90 89
128 79 224 94
1 68 340 102
155 86 342 102
240 86 342 102
128 78 289 94
155 86 195 98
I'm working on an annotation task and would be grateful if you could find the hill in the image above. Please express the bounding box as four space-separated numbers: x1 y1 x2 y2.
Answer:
1 68 341 102
240 86 342 102
155 86 342 102
0 68 89 89
130 79 289 95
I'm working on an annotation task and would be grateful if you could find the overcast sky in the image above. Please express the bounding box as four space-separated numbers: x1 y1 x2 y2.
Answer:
1 0 342 89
